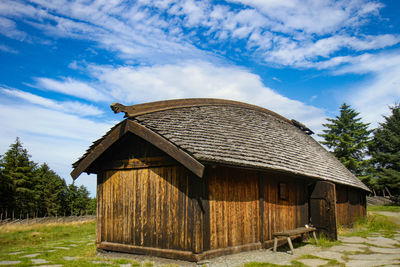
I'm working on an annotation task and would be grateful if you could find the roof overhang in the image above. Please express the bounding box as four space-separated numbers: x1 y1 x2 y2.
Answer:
71 119 205 180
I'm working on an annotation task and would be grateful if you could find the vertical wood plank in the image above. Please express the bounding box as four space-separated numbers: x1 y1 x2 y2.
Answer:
191 174 203 253
259 172 264 244
96 173 103 244
203 170 210 251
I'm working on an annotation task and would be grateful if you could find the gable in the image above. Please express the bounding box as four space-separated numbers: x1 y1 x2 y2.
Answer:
71 119 204 179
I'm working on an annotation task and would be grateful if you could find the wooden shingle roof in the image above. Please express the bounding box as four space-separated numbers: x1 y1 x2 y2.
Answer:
72 98 369 192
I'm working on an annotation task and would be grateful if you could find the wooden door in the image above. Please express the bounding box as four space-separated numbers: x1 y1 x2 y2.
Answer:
309 181 337 240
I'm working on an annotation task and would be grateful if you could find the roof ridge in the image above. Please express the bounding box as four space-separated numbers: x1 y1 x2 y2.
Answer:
110 98 294 125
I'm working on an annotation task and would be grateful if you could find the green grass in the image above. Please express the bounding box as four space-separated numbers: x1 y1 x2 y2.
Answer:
244 262 280 267
244 262 295 267
305 233 342 248
367 205 400 212
298 254 344 267
0 220 140 266
244 260 310 267
341 213 398 238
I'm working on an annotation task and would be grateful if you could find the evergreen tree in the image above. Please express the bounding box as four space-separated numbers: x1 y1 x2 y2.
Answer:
66 183 91 215
33 163 67 216
0 138 36 217
369 104 400 196
319 103 372 179
0 137 94 218
0 153 11 217
87 197 97 215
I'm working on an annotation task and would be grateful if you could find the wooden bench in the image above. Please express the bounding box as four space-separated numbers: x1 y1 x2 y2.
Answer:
273 227 318 254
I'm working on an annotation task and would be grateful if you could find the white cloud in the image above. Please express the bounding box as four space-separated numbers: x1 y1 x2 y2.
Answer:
1 0 396 68
22 0 207 63
2 88 103 116
35 77 109 102
0 17 26 41
334 51 400 128
29 59 326 130
230 0 383 34
0 43 18 53
87 60 326 131
265 34 400 67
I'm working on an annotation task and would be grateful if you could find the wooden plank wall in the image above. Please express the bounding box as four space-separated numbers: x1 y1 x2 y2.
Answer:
208 166 260 250
99 165 200 251
262 173 308 241
207 167 308 250
336 186 366 226
349 188 362 222
336 185 350 226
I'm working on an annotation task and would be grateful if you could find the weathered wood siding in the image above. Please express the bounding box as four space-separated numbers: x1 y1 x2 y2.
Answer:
207 166 260 250
336 185 366 226
98 165 198 251
262 173 308 242
206 167 309 250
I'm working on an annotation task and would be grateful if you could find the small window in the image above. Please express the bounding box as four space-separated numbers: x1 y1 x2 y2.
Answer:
279 183 288 200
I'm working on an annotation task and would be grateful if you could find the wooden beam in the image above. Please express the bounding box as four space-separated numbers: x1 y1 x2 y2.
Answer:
98 242 199 262
126 120 204 178
71 121 128 180
98 241 264 262
71 119 205 179
99 156 177 171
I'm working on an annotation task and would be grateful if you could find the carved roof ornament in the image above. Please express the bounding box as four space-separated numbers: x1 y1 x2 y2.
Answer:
110 103 132 118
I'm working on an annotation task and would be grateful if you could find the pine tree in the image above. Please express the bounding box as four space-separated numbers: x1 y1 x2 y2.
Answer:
0 138 36 217
369 104 400 196
33 163 67 216
319 103 372 178
0 138 94 218
0 153 12 217
66 183 91 215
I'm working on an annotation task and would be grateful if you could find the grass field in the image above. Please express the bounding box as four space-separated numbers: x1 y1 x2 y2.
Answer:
0 219 142 266
367 205 400 212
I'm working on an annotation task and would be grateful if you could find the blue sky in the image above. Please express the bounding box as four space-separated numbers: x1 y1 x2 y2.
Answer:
1 0 399 196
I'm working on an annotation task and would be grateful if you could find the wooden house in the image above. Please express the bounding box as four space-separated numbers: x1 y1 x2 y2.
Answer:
71 98 369 261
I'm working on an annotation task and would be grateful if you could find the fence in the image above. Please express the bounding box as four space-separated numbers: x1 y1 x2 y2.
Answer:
0 215 95 226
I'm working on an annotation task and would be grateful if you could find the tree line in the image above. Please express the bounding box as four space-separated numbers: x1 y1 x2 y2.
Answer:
319 103 400 198
0 138 95 219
